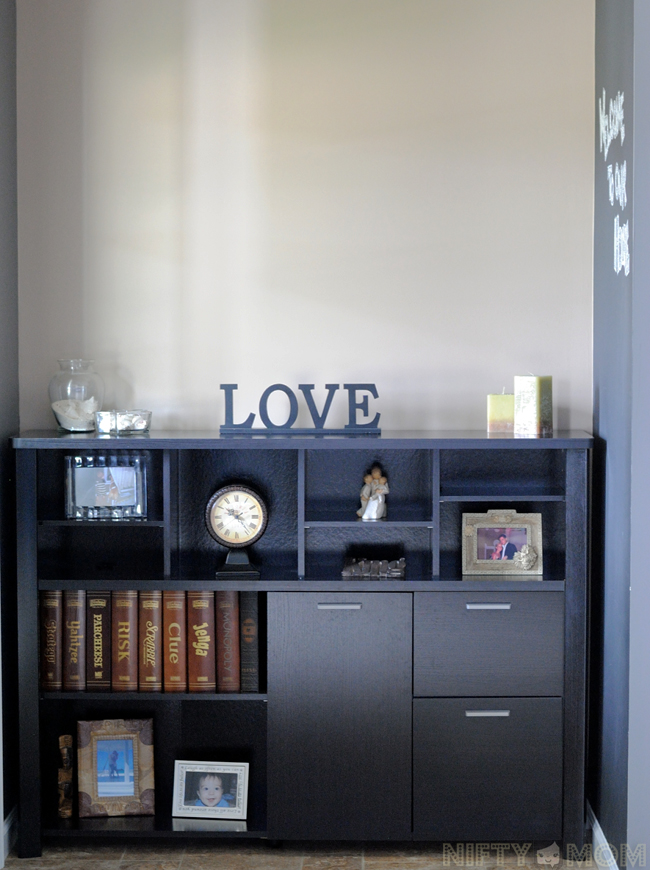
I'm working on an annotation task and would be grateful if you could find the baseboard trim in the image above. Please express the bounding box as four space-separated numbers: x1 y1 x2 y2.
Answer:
2 805 17 866
587 801 621 870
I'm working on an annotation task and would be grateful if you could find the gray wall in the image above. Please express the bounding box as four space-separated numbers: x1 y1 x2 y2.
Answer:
593 0 650 853
627 0 650 850
591 0 633 850
0 0 19 825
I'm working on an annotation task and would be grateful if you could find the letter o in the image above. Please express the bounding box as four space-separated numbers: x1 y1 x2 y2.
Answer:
595 843 618 867
259 384 299 429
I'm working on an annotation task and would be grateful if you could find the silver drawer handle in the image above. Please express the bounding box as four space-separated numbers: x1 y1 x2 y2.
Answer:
465 710 510 717
317 603 362 610
466 603 511 610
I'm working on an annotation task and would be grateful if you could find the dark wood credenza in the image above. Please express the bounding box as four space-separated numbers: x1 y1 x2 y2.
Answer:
13 430 591 857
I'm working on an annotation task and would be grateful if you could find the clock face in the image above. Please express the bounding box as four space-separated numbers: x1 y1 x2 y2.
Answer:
205 485 268 548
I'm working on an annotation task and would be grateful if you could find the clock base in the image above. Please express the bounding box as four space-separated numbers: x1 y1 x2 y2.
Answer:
216 547 260 581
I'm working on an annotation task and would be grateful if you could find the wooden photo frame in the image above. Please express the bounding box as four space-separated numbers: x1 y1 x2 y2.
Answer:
172 761 249 820
462 509 543 575
77 718 154 818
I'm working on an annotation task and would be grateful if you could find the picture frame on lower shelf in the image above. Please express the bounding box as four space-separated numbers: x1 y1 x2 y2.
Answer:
462 509 543 575
172 761 249 820
65 453 147 519
77 718 155 818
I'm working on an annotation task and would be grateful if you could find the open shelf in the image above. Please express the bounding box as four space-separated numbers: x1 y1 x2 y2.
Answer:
178 450 298 580
305 448 432 524
305 520 433 528
38 522 165 582
43 815 266 839
304 523 432 580
440 484 565 502
39 519 166 527
38 694 268 844
38 576 566 592
439 499 566 580
41 693 267 701
440 448 567 502
305 508 432 523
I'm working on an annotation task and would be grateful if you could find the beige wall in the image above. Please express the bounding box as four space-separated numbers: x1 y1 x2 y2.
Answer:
17 0 594 431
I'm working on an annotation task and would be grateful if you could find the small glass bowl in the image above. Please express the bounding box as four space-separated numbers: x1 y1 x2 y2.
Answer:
95 409 152 434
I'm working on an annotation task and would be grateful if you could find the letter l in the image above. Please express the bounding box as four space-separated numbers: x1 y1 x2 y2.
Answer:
220 384 255 428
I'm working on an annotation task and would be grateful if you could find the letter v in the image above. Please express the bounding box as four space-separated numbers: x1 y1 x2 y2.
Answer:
298 384 340 429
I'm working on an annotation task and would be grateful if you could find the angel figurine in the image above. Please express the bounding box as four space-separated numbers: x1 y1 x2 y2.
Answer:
358 464 389 520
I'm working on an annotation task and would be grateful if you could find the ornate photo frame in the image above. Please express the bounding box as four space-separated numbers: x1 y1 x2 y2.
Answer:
172 761 249 820
462 509 543 575
77 718 154 818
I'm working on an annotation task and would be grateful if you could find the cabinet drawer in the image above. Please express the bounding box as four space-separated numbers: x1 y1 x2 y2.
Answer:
414 591 564 696
413 697 563 840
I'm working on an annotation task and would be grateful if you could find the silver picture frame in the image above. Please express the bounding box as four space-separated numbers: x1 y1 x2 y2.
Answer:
65 453 147 519
172 761 249 820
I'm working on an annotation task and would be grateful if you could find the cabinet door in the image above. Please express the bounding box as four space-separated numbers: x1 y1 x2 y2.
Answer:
267 592 412 839
413 698 563 841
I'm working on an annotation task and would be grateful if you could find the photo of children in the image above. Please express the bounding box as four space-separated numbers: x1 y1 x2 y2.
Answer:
95 738 135 798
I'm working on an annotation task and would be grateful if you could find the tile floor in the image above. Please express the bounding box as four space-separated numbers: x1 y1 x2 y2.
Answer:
4 840 582 870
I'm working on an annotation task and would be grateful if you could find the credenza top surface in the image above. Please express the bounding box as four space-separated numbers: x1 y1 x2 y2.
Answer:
13 429 594 450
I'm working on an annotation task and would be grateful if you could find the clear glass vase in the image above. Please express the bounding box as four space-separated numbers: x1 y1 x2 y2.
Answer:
48 359 105 431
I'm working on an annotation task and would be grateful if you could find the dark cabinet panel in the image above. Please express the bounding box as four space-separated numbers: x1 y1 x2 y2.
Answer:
413 697 563 841
267 592 412 839
414 591 564 696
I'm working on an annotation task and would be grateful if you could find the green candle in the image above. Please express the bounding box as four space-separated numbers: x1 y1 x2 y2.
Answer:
487 394 515 433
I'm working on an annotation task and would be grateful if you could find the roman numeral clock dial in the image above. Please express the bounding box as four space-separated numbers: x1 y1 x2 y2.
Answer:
206 485 268 549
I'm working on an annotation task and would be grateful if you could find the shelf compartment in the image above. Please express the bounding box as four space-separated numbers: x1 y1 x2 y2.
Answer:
37 523 164 582
39 590 268 694
39 697 268 838
178 450 298 579
439 500 566 581
304 523 432 580
305 448 432 523
440 449 566 498
36 449 165 522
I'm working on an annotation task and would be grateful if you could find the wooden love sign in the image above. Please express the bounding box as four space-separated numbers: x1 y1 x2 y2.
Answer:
220 384 381 435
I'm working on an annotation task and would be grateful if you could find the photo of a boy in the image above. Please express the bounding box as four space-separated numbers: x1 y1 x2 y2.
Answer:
174 762 248 819
191 773 234 808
